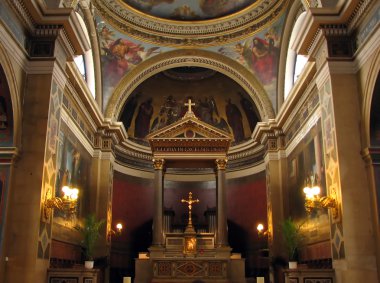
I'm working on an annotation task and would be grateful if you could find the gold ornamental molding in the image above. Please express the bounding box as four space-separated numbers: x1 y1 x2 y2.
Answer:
215 159 228 170
147 103 232 166
93 0 289 47
153 158 165 170
105 49 275 123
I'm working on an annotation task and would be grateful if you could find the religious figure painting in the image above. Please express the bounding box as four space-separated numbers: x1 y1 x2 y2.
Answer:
96 20 163 107
0 167 9 254
55 123 91 218
0 66 13 146
218 26 280 86
120 87 259 145
122 0 255 20
287 123 330 243
215 14 285 109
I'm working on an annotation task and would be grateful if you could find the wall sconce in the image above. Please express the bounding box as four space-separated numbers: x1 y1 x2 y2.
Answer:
43 186 79 220
108 223 123 241
115 223 123 235
257 223 269 237
303 174 338 219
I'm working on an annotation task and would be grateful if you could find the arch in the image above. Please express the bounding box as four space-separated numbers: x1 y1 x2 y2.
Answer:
0 40 22 148
78 1 103 109
362 46 380 148
277 0 304 108
105 49 275 122
283 6 308 102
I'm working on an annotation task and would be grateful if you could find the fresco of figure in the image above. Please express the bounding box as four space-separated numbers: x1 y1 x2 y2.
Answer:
251 37 277 84
121 92 138 130
239 92 259 133
225 98 244 143
134 98 154 138
164 95 180 125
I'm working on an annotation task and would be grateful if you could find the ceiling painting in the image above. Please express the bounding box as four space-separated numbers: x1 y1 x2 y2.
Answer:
96 17 171 109
119 70 260 146
123 0 256 21
211 14 285 109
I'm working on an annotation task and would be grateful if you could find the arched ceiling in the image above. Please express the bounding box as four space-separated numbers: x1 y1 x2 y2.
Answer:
93 0 289 47
91 0 292 171
120 0 256 21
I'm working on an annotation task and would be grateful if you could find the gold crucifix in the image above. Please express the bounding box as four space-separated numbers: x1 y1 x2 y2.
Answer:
184 99 195 113
181 192 199 231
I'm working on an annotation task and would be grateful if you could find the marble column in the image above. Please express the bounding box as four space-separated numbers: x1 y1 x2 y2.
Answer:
152 158 164 246
215 158 228 247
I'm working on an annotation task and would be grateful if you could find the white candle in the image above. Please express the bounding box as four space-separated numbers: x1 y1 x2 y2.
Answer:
123 277 131 283
257 277 265 283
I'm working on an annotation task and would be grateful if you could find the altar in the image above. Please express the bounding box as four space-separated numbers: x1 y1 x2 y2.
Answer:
134 100 246 283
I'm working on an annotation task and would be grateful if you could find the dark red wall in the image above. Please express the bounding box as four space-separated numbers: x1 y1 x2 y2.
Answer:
111 171 267 279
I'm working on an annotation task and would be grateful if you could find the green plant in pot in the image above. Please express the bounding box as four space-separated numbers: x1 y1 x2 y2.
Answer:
281 217 303 269
76 214 105 269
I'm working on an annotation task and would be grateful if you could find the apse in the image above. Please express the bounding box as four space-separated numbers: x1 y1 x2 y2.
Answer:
119 67 261 146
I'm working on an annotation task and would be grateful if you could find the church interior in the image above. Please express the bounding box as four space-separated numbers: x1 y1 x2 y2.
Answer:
0 0 379 283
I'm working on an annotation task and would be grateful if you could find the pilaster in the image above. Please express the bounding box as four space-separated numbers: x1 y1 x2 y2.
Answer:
261 127 287 261
89 130 117 283
3 24 70 283
312 27 378 282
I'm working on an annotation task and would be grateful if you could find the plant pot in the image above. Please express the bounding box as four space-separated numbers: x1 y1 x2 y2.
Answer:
85 260 94 269
289 261 298 269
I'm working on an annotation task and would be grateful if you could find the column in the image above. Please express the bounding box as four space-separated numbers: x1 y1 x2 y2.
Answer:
152 158 164 246
215 158 228 247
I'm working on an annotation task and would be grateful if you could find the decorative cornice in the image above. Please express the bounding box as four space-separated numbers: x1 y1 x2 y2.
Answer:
299 0 373 55
5 0 35 31
347 0 373 32
93 0 289 47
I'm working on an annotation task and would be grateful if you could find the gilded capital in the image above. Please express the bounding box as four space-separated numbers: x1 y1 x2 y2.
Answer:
153 158 165 170
215 158 228 170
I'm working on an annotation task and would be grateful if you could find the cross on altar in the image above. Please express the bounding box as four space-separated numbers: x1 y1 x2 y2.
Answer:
181 192 199 233
184 99 195 113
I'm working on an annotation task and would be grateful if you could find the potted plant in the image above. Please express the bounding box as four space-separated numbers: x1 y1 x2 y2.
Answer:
76 214 105 269
281 217 303 269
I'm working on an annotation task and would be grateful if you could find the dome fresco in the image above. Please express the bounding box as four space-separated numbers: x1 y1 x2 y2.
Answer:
122 0 256 21
119 69 260 145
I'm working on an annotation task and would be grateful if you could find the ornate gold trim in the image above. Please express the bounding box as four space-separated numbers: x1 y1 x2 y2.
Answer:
215 158 228 170
93 0 289 47
105 49 274 123
153 158 165 170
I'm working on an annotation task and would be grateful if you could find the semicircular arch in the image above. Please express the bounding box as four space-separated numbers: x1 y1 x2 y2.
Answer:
105 49 275 122
0 40 22 148
362 47 380 148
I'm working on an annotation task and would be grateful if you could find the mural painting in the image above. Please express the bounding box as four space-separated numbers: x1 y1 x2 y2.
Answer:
55 122 91 219
96 19 164 108
215 14 285 109
0 66 13 146
123 0 255 20
0 166 10 254
287 122 330 243
119 72 260 145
